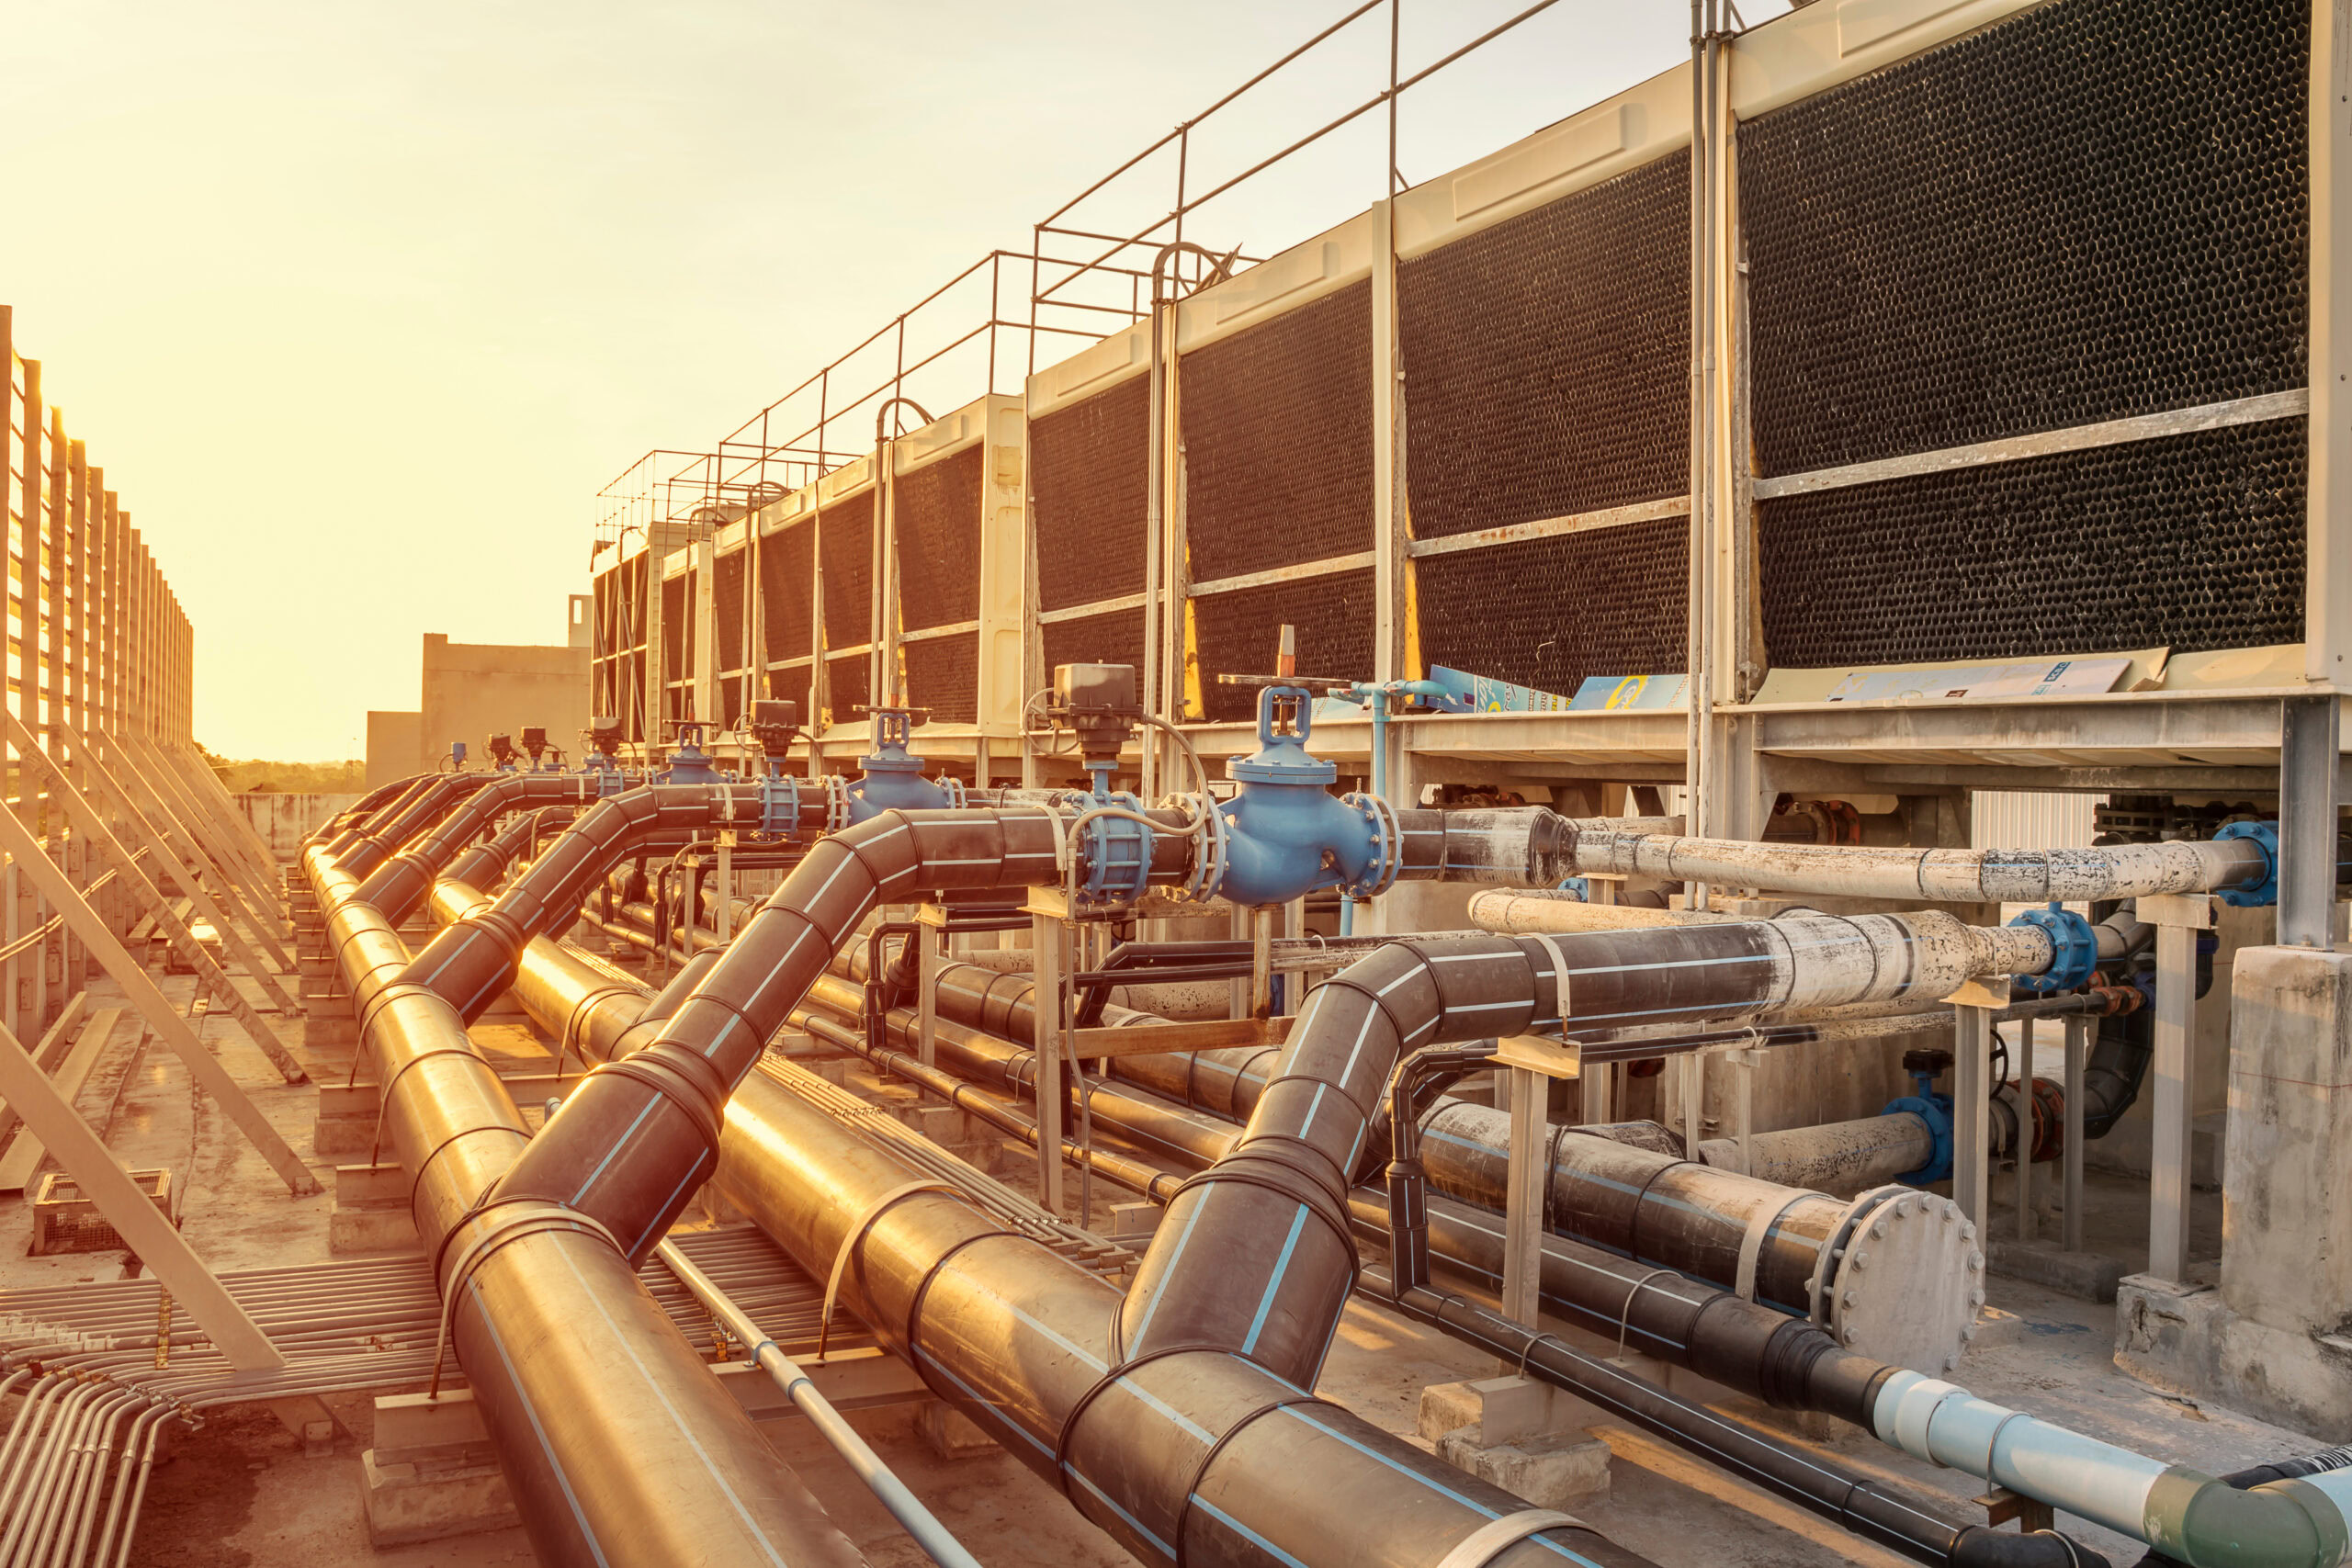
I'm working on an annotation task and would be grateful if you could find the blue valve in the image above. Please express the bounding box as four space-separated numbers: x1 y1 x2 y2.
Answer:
842 709 954 823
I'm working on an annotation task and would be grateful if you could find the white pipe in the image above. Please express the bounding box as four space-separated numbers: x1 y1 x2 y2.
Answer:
651 1240 985 1568
1469 889 1754 933
1696 1114 1934 1190
1872 1370 2352 1567
1565 829 2268 903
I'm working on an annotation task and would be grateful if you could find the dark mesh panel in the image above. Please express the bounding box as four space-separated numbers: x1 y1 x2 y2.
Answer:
825 652 868 724
1758 421 2306 669
721 674 743 728
903 634 978 725
1742 0 2309 476
1041 608 1148 687
761 525 815 664
1416 519 1688 696
1031 376 1149 612
820 492 875 649
715 548 746 671
895 446 983 630
765 663 812 729
1399 152 1690 537
1192 570 1376 724
1181 282 1373 581
661 573 687 682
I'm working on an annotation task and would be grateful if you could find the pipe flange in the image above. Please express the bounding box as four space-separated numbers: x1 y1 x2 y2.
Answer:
1339 792 1404 899
1806 1185 1981 1375
2213 818 2279 908
939 777 968 811
1180 794 1230 906
2009 904 2097 993
757 774 802 840
823 775 854 834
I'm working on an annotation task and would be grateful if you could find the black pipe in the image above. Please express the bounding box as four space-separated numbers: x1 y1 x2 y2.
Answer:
337 772 499 877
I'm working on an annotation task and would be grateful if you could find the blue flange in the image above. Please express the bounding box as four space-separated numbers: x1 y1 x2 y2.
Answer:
758 774 802 840
1079 793 1153 905
1882 1093 1956 1186
2009 902 2098 993
2213 819 2280 908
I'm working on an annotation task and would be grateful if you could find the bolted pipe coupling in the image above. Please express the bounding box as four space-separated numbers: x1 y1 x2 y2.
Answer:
2009 903 2098 992
756 773 803 840
2213 818 2279 907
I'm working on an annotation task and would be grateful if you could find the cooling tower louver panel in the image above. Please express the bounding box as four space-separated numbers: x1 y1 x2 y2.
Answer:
819 492 876 649
1180 282 1374 582
1758 419 2305 671
761 525 815 665
715 548 747 673
1031 376 1150 615
1398 151 1690 539
1040 608 1148 692
902 633 978 725
825 652 869 723
767 663 811 730
1743 0 2310 668
1192 570 1378 724
1741 0 2308 477
1416 519 1690 699
661 573 688 685
894 445 984 631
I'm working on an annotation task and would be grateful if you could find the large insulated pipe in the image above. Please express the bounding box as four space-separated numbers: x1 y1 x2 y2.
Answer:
397 783 835 1021
313 773 432 852
1555 825 2273 904
840 931 1988 1366
488 813 1664 1568
356 773 738 924
336 772 500 877
304 848 870 1568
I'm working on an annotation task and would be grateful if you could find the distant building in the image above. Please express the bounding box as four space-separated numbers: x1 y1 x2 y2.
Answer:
365 596 593 784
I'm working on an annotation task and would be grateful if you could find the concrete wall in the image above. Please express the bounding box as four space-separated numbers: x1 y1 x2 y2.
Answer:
233 793 361 863
415 633 592 773
366 710 424 789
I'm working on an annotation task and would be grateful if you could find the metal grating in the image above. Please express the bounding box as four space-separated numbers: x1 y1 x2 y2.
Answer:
1181 282 1373 581
1031 376 1149 613
1041 607 1148 687
1758 420 2307 669
1193 570 1377 723
1416 519 1689 696
894 445 983 631
902 633 979 725
762 525 815 665
715 548 747 672
1399 151 1690 537
820 492 876 649
826 652 869 723
1741 0 2309 477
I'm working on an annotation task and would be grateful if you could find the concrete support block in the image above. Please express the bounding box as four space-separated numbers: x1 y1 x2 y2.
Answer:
330 1199 420 1254
1435 1426 1612 1509
313 1114 374 1158
916 1399 998 1461
2117 1275 2352 1440
2222 947 2352 1335
360 1450 517 1546
1108 1202 1160 1243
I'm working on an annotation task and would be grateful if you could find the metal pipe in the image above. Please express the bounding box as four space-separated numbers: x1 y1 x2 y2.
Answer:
305 846 871 1568
652 1239 985 1568
492 813 1665 1568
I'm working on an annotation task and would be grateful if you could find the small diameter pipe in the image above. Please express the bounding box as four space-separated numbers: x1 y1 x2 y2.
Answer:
650 1239 986 1568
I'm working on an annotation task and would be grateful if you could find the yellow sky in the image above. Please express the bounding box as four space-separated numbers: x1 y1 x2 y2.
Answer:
0 0 1725 760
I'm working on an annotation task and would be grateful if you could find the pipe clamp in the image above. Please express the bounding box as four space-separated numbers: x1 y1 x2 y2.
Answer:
1433 1510 1589 1568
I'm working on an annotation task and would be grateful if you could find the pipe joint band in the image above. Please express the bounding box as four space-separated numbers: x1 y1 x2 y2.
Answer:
1433 1510 1589 1568
815 1180 964 1362
1161 1165 1361 1278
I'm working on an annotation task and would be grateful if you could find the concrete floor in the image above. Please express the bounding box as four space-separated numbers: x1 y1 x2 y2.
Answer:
0 962 2318 1567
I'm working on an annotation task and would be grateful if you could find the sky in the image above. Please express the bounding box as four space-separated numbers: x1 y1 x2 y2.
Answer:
0 0 1778 761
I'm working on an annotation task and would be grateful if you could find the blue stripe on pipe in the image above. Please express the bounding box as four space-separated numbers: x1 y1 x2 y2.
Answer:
464 1278 613 1567
912 1349 1053 1459
571 1096 662 1205
1068 1467 1176 1562
1242 1207 1310 1355
1124 1186 1211 1353
1188 1498 1312 1568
